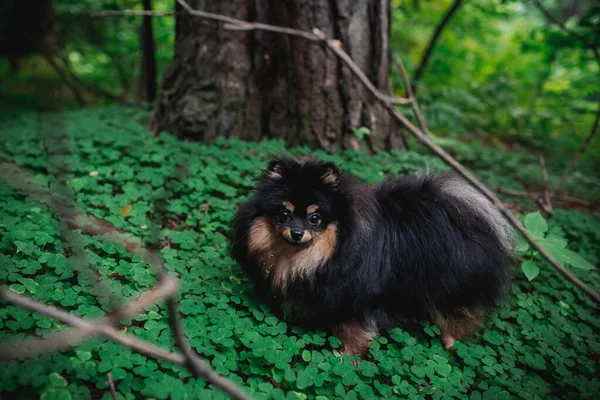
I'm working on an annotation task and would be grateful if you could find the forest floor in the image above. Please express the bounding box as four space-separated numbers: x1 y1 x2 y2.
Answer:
0 106 599 399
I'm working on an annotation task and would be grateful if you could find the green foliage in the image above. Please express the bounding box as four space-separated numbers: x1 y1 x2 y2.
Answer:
0 107 599 399
517 211 597 281
390 0 600 159
351 126 371 140
1 0 174 108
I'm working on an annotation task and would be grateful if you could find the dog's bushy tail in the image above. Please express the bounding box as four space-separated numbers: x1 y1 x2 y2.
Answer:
435 174 515 252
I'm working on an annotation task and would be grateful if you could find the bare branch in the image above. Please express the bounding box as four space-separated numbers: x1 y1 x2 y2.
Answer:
496 187 598 209
385 95 413 106
90 4 411 107
0 275 178 359
0 287 185 365
532 0 600 63
0 287 252 399
173 0 600 305
42 53 85 105
107 373 118 400
90 10 175 17
394 55 430 135
412 0 464 93
57 55 126 103
538 152 552 213
166 298 251 400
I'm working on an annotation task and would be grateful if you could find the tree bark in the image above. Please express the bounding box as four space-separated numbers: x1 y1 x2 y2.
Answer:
151 0 405 151
142 0 158 102
411 0 463 94
0 0 58 59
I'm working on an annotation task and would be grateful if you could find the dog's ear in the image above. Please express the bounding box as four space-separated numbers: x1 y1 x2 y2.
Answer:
320 162 341 186
266 159 284 179
261 157 295 181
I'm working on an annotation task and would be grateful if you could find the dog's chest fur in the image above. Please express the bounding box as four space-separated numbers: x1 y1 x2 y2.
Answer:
247 217 337 290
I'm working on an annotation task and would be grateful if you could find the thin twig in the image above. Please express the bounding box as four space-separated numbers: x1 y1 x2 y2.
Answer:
172 0 599 305
144 128 250 400
538 152 552 213
166 298 250 400
89 4 410 106
42 53 85 105
412 0 464 93
496 187 598 209
394 55 429 135
0 288 185 365
532 0 600 63
90 10 175 17
57 55 125 103
0 275 178 359
107 373 118 400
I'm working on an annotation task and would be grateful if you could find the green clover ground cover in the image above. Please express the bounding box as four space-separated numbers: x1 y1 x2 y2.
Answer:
0 107 599 400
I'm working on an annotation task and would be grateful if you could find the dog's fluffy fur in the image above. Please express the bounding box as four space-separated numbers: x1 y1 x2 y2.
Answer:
232 157 513 354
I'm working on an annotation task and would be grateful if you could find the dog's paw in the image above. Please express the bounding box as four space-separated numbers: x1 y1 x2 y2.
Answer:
441 334 457 351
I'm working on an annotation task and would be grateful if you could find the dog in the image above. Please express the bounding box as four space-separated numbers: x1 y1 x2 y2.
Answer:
232 157 513 354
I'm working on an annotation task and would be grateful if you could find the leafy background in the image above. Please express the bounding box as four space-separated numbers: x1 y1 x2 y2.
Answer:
0 108 598 399
2 0 600 161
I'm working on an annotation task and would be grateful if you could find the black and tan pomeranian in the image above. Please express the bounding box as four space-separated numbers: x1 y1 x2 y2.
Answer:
232 157 513 354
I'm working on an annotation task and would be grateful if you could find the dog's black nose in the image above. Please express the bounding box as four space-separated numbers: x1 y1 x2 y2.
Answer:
291 230 304 242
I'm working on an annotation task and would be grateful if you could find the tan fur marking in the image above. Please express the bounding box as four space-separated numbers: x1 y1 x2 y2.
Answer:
281 227 292 240
247 217 338 290
248 217 278 254
322 172 337 185
273 223 337 287
431 308 482 351
306 204 319 214
334 320 377 355
268 170 282 179
282 201 295 213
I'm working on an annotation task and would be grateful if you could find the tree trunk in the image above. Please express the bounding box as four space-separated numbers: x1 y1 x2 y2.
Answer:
142 0 158 102
0 0 58 59
151 0 406 151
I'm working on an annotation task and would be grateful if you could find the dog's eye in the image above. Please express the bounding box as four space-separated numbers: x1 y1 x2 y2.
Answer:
277 210 291 223
308 213 321 226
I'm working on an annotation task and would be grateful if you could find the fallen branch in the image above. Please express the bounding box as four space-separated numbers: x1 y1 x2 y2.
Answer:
173 0 600 305
88 5 412 107
0 287 185 365
538 152 552 213
42 53 85 106
107 373 118 400
90 10 175 17
57 55 126 103
497 187 598 209
0 274 178 359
